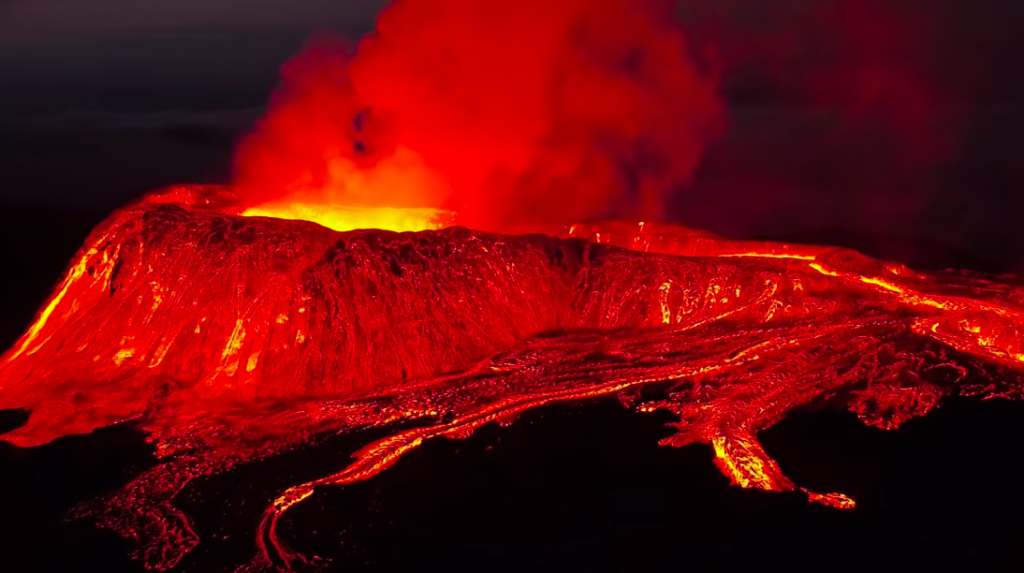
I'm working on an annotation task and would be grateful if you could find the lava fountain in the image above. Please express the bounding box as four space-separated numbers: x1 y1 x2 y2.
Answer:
3 0 1023 571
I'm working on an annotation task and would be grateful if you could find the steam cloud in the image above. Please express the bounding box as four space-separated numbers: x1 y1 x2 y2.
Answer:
234 0 727 230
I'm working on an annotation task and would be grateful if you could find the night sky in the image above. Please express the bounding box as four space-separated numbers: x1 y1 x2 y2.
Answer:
1 0 1023 266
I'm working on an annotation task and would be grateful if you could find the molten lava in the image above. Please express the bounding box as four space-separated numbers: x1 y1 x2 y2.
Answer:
242 202 456 233
2 185 1024 570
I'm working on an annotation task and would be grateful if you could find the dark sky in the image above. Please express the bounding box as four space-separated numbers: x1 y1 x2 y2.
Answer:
2 0 1020 114
0 0 1022 269
0 1 382 214
0 0 382 114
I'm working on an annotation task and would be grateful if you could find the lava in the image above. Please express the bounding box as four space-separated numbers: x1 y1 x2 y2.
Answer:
241 202 456 233
1 2 1020 569
2 185 1024 570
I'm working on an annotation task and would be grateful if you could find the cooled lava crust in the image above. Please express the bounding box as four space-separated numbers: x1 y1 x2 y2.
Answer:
2 185 1024 571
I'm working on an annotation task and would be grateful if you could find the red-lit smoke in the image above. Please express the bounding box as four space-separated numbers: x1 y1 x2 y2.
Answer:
676 0 961 243
234 0 727 231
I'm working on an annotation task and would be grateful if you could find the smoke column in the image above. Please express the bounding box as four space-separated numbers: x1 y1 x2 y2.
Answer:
234 0 727 230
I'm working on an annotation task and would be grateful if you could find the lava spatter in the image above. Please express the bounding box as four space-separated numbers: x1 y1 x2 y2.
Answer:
2 185 1024 570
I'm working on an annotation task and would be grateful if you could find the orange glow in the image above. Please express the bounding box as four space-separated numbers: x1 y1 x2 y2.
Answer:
6 238 117 361
232 0 726 231
242 202 455 233
804 491 858 510
0 0 1006 567
3 186 1024 571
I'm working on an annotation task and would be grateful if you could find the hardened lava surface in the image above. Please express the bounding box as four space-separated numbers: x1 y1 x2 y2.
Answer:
2 185 1024 571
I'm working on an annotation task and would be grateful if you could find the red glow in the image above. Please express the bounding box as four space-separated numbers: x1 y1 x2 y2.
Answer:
676 0 961 241
234 0 726 232
0 2 1019 571
2 186 1024 569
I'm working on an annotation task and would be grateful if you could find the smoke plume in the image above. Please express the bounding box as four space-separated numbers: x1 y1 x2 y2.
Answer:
234 0 727 230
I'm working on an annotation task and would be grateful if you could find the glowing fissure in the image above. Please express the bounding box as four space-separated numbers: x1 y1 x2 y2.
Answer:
2 185 1024 570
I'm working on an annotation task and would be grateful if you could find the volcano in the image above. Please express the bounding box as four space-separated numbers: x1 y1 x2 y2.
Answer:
1 184 1023 570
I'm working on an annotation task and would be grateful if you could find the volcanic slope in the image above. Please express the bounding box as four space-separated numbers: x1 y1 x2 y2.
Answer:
2 185 1024 570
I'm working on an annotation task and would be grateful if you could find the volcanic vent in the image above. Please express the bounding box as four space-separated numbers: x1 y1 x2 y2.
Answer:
3 184 1024 569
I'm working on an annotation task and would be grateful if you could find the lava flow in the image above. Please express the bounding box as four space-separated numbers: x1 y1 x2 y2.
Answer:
2 185 1024 570
2 1 1022 570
